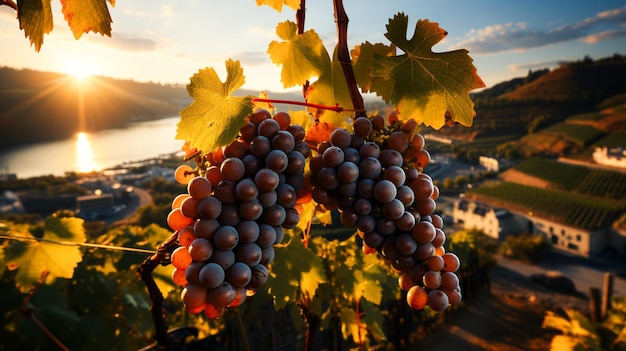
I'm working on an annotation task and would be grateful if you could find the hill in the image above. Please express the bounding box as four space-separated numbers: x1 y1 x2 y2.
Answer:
0 67 305 148
428 54 626 161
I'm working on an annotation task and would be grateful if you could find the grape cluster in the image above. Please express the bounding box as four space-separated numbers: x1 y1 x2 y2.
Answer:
167 109 310 319
309 114 461 311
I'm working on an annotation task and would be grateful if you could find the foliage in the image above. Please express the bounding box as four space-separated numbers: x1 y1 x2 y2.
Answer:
353 15 484 128
500 233 550 263
0 218 192 350
544 296 626 351
447 229 499 270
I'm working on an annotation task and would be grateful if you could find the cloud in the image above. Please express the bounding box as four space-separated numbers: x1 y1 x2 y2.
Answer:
454 5 626 54
88 32 158 51
508 60 565 72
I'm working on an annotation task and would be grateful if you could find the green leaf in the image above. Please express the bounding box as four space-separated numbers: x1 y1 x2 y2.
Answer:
256 0 300 12
352 41 395 102
267 238 326 309
305 46 354 129
368 14 485 129
17 0 53 52
61 0 113 40
3 215 86 292
267 21 329 89
176 59 255 154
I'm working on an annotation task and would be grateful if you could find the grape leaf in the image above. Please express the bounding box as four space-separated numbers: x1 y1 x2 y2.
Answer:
3 215 86 292
267 21 328 89
352 41 395 102
61 0 113 40
176 59 255 154
305 47 354 128
366 14 485 129
256 0 300 12
267 238 326 309
17 0 53 52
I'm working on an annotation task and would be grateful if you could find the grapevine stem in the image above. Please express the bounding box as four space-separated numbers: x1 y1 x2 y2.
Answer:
251 97 364 113
0 0 17 11
138 231 180 349
19 272 71 351
296 0 309 97
333 0 366 117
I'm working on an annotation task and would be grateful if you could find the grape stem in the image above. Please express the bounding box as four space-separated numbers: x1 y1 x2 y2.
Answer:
252 97 365 113
0 0 17 11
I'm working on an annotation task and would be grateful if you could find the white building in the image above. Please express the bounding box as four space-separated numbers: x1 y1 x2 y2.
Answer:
593 147 626 169
453 199 626 258
453 199 527 240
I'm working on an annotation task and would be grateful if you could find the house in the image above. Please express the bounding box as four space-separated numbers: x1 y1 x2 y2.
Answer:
454 199 626 257
593 147 626 169
453 199 528 240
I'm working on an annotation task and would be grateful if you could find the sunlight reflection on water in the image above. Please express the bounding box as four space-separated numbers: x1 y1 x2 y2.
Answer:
0 116 182 178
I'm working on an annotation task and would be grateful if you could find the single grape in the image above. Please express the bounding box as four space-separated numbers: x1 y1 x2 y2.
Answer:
352 116 373 138
199 262 225 289
213 225 239 250
209 249 236 270
167 208 194 231
207 282 236 308
406 285 428 310
177 226 197 247
254 168 280 192
359 157 382 180
237 220 260 243
250 108 271 125
247 264 269 290
440 271 460 291
329 128 352 149
188 237 214 262
194 218 219 239
235 243 263 267
387 131 409 152
271 131 295 154
423 270 442 289
383 166 406 188
181 283 208 310
220 158 245 182
235 178 259 202
250 135 271 158
442 253 461 272
171 246 193 270
175 165 196 185
412 221 436 244
380 149 403 168
427 289 449 311
426 255 445 271
180 197 199 219
226 262 252 288
223 140 247 159
272 111 291 130
395 233 418 256
258 118 280 138
359 142 380 158
171 267 188 287
373 180 398 203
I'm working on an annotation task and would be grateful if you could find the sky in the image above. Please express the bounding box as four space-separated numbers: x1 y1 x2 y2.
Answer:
1 0 625 94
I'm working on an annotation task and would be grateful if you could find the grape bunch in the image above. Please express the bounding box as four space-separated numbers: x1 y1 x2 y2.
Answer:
167 109 310 319
309 114 462 311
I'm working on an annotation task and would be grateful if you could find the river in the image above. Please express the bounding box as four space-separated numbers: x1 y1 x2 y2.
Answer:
0 116 183 178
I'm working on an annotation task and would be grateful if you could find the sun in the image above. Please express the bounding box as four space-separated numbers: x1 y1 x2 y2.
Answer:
63 59 97 82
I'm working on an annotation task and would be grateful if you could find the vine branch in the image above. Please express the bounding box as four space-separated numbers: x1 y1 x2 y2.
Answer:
138 231 180 350
333 0 366 117
20 272 70 351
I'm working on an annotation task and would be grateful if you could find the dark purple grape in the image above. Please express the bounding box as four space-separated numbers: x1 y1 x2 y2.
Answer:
322 146 345 168
329 128 352 149
226 262 252 288
198 196 222 220
359 142 380 158
271 130 295 153
236 243 263 267
235 178 259 202
239 199 263 220
214 226 239 251
359 157 382 180
265 149 289 173
237 220 260 243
